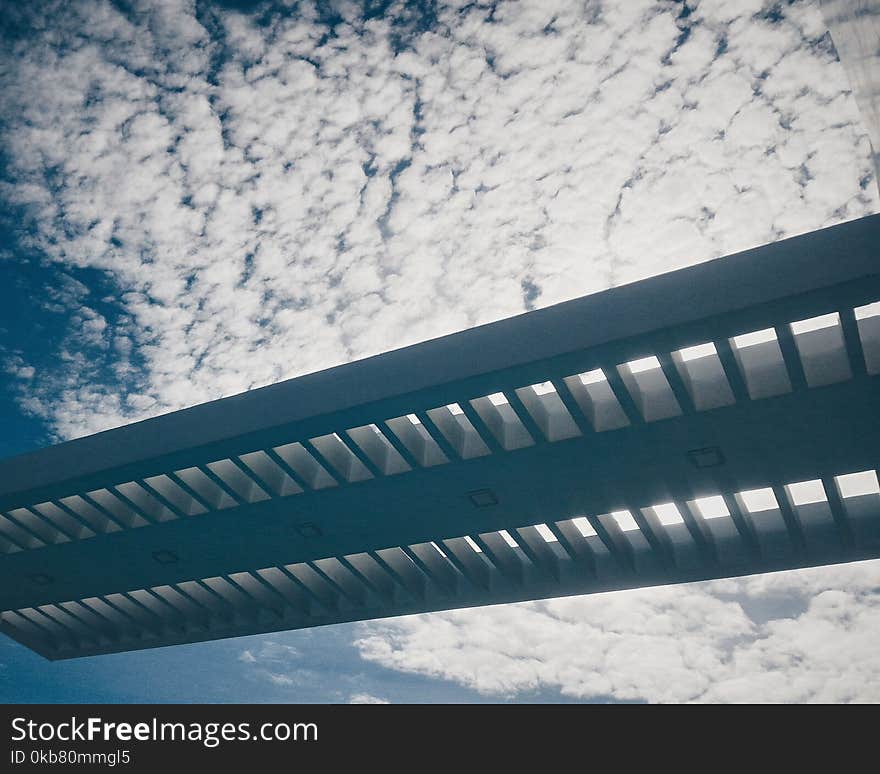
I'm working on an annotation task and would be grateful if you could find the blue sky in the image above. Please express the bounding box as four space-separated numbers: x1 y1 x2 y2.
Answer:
2 0 880 703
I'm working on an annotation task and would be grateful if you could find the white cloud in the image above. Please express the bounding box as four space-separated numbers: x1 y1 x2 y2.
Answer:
235 639 324 691
267 672 297 687
355 560 880 702
237 639 300 664
0 0 875 439
349 692 390 704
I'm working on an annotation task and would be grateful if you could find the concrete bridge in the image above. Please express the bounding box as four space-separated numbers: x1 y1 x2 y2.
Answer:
1 214 878 659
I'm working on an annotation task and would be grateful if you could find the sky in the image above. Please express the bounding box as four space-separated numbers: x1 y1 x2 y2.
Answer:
0 0 879 703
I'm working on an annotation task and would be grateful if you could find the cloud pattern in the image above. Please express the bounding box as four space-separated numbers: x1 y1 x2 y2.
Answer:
1 0 876 438
355 561 880 702
1 0 879 702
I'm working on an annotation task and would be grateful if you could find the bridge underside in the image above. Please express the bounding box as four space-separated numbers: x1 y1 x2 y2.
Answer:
1 216 879 659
